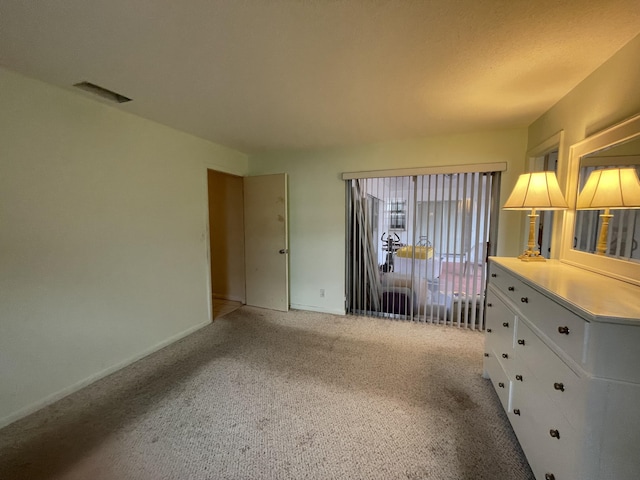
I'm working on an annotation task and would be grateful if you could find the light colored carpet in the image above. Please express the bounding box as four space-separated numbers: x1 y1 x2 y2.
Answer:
0 307 534 480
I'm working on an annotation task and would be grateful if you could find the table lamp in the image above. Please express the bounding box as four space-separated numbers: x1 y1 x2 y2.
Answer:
503 171 568 262
576 167 640 255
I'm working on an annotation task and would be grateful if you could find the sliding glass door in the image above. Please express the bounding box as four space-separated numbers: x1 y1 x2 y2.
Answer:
346 170 500 330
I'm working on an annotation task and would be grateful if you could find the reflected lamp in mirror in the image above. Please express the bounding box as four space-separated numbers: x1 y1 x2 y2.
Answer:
576 168 640 256
503 171 568 262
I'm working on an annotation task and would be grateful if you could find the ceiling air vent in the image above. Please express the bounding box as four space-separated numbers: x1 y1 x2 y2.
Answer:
73 81 132 103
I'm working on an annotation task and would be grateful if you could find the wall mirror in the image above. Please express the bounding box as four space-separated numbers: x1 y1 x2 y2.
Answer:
561 113 640 285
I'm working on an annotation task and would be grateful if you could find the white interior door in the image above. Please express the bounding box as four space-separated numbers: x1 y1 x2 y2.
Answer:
244 173 289 311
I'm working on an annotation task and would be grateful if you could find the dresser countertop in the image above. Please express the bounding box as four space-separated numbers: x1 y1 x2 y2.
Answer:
490 257 640 325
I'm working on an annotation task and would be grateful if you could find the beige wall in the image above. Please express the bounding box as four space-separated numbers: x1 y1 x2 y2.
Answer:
248 129 529 314
6 29 638 428
0 67 247 427
207 170 246 303
529 33 640 193
528 33 640 264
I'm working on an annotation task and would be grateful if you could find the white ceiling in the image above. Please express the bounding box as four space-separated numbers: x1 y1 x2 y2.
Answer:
1 1 639 154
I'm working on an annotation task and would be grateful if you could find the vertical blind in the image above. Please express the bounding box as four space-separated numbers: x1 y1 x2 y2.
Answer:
346 171 499 330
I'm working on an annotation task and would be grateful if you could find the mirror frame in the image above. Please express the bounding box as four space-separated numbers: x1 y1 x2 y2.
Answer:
560 113 640 286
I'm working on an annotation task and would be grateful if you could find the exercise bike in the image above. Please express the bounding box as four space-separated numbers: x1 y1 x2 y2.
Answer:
380 232 403 273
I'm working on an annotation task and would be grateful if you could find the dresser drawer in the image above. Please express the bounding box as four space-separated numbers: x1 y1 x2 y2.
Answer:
542 423 583 480
488 262 520 296
484 351 512 412
507 408 545 479
485 289 517 363
517 286 587 366
489 263 587 365
515 320 587 431
511 374 582 480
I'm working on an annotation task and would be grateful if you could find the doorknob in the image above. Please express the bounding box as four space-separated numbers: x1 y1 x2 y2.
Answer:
279 249 288 254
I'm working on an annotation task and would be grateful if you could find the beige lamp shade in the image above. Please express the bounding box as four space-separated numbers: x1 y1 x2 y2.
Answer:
502 171 567 262
503 171 568 210
576 168 640 210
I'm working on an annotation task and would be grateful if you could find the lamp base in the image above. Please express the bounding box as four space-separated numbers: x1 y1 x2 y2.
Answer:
517 250 546 262
516 210 546 262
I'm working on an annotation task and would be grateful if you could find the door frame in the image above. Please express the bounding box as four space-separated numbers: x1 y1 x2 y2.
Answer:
205 168 290 318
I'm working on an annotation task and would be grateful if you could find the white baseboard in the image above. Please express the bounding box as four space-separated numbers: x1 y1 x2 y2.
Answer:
290 303 346 316
0 319 211 430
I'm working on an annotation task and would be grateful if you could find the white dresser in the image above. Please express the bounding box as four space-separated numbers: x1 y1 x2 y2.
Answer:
484 257 640 480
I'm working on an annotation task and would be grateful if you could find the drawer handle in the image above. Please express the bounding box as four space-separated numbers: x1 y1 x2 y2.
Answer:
549 429 560 439
487 303 493 307
558 326 570 335
554 382 565 392
502 322 509 328
498 382 505 388
515 374 523 381
520 297 529 303
491 273 497 277
517 339 525 345
513 408 521 416
502 353 509 359
484 353 489 357
508 286 515 291
487 328 492 333
545 474 556 480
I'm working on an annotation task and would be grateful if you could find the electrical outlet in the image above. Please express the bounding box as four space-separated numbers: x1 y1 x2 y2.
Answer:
320 289 325 297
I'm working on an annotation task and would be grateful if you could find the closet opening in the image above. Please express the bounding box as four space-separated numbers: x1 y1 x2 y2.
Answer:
345 169 501 330
207 169 245 319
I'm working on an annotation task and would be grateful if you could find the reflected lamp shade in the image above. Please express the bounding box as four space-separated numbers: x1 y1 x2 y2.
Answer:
503 171 568 211
576 168 640 210
502 171 568 262
576 167 640 256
